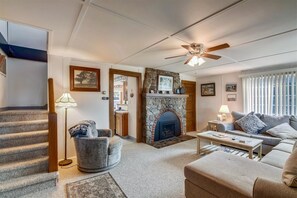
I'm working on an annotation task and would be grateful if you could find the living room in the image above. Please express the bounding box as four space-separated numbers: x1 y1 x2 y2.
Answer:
0 0 297 197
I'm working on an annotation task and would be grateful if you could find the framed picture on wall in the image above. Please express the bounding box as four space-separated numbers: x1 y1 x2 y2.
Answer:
158 75 173 91
201 83 215 96
227 94 237 101
0 54 6 76
226 83 237 92
70 65 100 92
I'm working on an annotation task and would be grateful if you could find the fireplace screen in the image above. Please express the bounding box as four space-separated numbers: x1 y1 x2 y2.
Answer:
154 111 181 141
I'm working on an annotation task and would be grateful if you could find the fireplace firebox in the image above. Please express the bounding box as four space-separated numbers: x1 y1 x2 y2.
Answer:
154 111 181 141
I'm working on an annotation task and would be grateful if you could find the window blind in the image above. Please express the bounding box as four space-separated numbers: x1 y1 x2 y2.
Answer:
243 71 297 115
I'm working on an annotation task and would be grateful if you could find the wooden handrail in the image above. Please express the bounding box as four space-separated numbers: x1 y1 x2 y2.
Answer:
48 78 58 172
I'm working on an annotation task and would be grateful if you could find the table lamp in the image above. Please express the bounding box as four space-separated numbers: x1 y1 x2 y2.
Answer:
219 105 230 121
55 92 77 166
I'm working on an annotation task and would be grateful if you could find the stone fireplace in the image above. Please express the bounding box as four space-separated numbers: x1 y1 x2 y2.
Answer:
142 68 188 145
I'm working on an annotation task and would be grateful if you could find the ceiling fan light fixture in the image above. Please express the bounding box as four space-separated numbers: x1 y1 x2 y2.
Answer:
187 56 205 67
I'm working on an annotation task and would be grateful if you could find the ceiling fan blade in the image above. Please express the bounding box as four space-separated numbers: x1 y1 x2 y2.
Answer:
165 54 187 59
181 45 191 51
201 53 221 60
205 43 230 52
184 56 193 64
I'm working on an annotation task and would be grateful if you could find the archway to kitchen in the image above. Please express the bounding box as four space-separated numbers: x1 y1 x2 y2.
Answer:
109 69 142 142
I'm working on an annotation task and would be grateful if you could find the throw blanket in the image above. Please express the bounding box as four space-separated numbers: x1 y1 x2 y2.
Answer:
68 120 96 138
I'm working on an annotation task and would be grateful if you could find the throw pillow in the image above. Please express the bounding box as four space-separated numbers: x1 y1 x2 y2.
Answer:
231 111 261 131
258 114 290 134
290 116 297 131
282 148 297 187
266 123 297 139
235 112 267 134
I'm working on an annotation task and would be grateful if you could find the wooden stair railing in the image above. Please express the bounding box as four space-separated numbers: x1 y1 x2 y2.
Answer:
48 78 58 172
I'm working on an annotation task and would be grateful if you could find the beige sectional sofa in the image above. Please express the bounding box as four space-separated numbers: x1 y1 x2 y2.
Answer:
216 112 297 154
184 139 297 198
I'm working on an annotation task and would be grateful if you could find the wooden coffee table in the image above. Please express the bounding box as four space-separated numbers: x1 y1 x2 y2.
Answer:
197 131 263 159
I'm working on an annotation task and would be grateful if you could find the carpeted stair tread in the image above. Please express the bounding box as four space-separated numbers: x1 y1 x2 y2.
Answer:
0 120 48 134
0 142 48 156
0 156 48 173
0 172 58 193
0 110 48 115
0 130 48 140
0 110 48 122
0 120 48 127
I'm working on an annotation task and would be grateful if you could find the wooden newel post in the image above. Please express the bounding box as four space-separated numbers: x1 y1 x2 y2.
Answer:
48 78 58 172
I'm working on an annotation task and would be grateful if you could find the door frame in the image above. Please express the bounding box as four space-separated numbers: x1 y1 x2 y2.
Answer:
109 69 143 142
182 80 197 132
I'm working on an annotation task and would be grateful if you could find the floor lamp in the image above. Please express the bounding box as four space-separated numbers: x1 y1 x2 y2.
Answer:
55 93 77 166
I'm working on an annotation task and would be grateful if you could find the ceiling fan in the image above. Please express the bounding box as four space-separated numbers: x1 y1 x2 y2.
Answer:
165 43 230 67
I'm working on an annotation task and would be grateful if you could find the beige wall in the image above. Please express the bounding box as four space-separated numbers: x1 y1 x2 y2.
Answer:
0 49 7 108
196 72 243 131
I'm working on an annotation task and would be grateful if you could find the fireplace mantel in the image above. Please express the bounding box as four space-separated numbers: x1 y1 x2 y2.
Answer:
143 93 188 98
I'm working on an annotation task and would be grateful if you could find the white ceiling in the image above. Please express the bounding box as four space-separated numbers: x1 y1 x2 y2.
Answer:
0 0 296 77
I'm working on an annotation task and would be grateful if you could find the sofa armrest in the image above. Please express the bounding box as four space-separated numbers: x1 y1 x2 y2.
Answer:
217 122 234 132
253 177 297 198
97 129 112 137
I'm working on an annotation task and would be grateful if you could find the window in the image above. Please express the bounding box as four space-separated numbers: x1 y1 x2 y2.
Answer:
243 71 297 116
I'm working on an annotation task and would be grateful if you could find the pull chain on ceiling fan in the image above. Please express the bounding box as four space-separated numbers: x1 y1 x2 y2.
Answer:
165 43 230 67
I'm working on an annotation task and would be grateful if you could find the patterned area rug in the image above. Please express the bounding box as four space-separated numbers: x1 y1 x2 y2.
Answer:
66 173 127 198
152 135 195 149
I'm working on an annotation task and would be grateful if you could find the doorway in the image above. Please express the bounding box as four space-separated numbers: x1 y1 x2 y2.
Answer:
109 69 142 142
182 80 196 132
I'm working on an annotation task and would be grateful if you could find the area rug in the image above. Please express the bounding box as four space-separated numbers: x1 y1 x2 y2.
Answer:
152 135 195 149
66 172 127 198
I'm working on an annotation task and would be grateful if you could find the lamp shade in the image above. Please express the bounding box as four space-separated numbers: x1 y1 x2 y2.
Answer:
55 93 77 108
219 105 230 114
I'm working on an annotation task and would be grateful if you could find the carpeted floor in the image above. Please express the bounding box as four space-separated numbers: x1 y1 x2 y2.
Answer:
20 132 200 198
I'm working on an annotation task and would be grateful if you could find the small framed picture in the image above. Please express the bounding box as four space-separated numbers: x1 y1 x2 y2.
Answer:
0 54 6 76
158 75 173 91
227 94 237 101
70 65 100 92
201 83 215 96
226 83 237 92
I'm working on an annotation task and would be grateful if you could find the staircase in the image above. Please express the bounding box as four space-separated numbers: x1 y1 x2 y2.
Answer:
0 110 58 198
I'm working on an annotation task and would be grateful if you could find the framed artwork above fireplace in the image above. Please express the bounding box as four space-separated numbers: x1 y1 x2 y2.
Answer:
158 75 173 91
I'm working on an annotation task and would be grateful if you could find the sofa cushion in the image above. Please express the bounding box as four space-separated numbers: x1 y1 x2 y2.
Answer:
231 111 261 131
290 116 297 131
282 148 297 187
235 112 267 134
225 130 282 146
261 150 291 169
266 123 297 139
259 115 290 134
281 139 296 145
184 151 282 198
273 143 294 154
